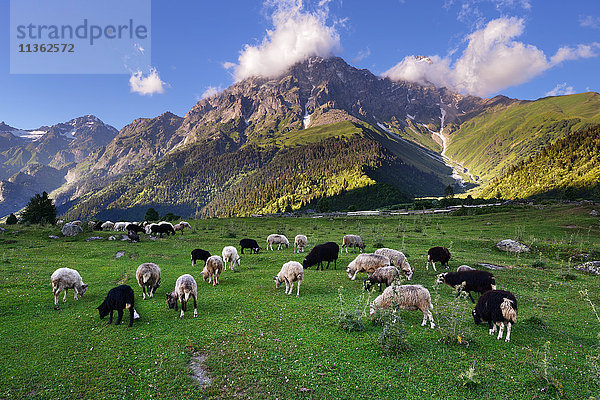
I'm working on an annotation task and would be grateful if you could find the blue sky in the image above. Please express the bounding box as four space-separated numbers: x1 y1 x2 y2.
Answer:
1 0 599 130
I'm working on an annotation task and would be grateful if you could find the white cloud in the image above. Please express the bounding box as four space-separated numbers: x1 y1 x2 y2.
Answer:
129 68 167 96
580 15 600 30
200 86 223 100
351 47 371 63
545 83 575 97
383 17 599 97
230 0 341 81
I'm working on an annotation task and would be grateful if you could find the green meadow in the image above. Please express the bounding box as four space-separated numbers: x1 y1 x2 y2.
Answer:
1 203 599 399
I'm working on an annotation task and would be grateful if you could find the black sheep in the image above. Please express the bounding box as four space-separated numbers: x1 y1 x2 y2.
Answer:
239 238 261 254
191 248 211 267
426 246 451 270
303 242 339 270
93 220 104 231
127 230 140 242
151 223 175 237
126 223 145 233
473 290 518 342
97 285 139 327
436 270 496 303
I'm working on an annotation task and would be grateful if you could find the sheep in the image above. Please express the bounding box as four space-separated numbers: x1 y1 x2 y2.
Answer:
179 221 192 229
126 223 145 233
266 234 289 251
341 234 365 253
93 220 104 231
101 221 115 231
274 261 304 297
457 265 475 272
127 230 140 243
88 221 97 229
374 248 414 280
239 238 261 254
303 242 339 270
135 263 161 299
51 267 88 308
294 235 308 253
346 253 390 280
96 285 140 327
369 284 435 329
436 270 496 303
221 246 241 271
202 255 224 286
150 222 175 237
426 246 451 271
166 274 198 318
473 290 518 342
114 221 129 231
191 248 211 267
70 220 82 227
173 221 191 235
364 266 401 292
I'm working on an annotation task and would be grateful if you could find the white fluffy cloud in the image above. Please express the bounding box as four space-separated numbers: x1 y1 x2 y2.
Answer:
229 0 341 82
200 86 223 100
129 68 167 96
383 17 599 97
545 83 575 97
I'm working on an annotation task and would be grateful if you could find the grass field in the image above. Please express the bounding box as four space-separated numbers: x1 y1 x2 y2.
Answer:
1 204 599 399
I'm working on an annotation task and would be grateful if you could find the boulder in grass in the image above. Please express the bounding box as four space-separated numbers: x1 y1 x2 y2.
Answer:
495 239 530 253
574 261 600 275
62 223 83 237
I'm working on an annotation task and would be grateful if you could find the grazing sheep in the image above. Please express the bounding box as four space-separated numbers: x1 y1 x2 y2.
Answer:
369 284 435 329
97 285 140 327
341 234 365 253
202 255 224 286
150 222 175 237
114 221 129 231
266 234 289 251
426 246 451 271
179 221 192 229
375 248 414 280
173 222 191 235
166 274 198 318
51 267 88 308
473 290 518 342
364 266 401 292
126 223 145 233
135 263 161 299
101 221 115 231
274 261 304 297
191 248 211 267
294 235 308 253
436 270 496 303
239 238 261 254
221 246 241 271
457 265 475 272
346 253 390 280
303 242 339 270
88 221 97 229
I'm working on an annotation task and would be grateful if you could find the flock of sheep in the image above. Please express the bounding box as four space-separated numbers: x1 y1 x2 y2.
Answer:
50 226 518 342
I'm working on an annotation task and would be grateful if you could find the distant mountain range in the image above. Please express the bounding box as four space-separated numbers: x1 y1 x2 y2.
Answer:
2 56 599 219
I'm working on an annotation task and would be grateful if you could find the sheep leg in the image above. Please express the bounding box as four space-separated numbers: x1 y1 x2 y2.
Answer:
351 270 359 281
432 262 437 271
54 288 61 306
428 311 435 329
505 322 512 342
128 307 134 327
213 274 217 286
288 282 294 295
296 281 301 297
180 299 186 318
63 289 68 302
192 295 198 318
115 309 124 325
142 286 147 300
73 290 78 300
108 310 113 324
468 292 475 303
497 322 505 340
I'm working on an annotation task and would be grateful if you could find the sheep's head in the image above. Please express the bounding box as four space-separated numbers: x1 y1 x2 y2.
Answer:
166 292 177 309
201 267 209 281
472 309 481 325
273 275 282 289
78 284 88 297
435 273 447 285
346 267 354 280
401 260 413 281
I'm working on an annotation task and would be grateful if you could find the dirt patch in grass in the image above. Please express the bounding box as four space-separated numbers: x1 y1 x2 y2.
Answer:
189 354 211 388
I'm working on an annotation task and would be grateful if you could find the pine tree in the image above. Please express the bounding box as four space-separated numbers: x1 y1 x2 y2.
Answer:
21 192 57 225
6 213 18 225
145 208 159 221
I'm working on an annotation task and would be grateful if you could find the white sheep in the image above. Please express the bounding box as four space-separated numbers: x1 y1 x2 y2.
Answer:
274 261 304 297
346 253 390 280
114 221 129 231
202 255 224 286
266 234 289 251
50 267 88 308
341 234 365 253
166 274 198 318
374 248 414 280
294 234 308 253
221 246 241 271
101 221 115 231
179 221 192 229
370 284 435 329
135 263 161 299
